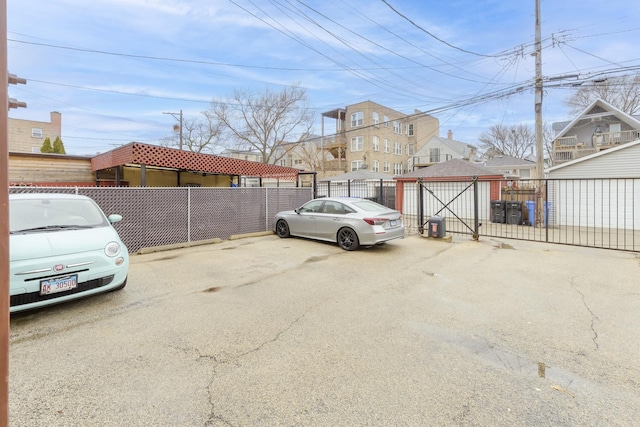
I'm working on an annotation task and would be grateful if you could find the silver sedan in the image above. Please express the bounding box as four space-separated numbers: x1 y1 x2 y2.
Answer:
274 197 405 250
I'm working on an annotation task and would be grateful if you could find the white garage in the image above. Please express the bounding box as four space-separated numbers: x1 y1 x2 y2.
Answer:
546 140 640 230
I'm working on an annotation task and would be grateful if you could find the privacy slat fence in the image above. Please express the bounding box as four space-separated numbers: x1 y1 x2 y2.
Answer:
9 187 313 253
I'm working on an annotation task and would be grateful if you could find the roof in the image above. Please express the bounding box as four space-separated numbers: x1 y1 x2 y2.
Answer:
319 169 395 181
484 155 535 168
419 135 476 158
9 193 92 200
397 159 504 181
555 98 640 139
91 142 300 180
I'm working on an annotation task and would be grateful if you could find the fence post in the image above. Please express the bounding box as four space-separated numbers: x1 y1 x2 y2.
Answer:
473 176 479 240
187 187 191 242
265 187 269 232
417 178 424 234
347 179 351 197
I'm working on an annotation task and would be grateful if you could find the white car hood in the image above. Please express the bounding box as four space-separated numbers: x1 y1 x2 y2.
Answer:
10 227 119 262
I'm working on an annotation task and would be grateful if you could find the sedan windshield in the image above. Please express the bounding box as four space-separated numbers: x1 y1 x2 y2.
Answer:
10 198 109 233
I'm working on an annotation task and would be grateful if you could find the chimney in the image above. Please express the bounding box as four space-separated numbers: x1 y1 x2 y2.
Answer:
447 130 453 139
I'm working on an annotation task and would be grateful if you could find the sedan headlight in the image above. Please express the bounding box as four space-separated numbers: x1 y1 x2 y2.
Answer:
105 241 121 257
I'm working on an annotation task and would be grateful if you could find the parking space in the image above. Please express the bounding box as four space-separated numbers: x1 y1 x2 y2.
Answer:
9 234 640 426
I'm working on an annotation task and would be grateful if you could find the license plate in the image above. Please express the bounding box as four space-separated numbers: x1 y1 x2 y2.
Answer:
40 275 78 295
390 220 397 226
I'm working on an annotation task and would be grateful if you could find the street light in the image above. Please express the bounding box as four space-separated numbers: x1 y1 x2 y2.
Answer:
163 109 183 150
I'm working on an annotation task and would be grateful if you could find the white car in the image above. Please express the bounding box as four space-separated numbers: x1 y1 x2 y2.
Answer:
9 193 129 313
274 197 405 250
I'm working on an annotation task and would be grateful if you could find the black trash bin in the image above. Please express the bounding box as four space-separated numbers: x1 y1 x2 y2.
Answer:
427 216 446 238
505 201 522 225
491 200 506 223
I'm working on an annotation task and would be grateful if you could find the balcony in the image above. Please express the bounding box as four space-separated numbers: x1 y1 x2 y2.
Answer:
411 153 453 169
553 130 640 165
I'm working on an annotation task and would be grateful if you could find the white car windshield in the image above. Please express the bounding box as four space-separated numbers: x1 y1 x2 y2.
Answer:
10 198 109 233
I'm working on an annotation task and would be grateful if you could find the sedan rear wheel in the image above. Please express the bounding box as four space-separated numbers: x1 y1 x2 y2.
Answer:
337 227 359 251
276 219 290 238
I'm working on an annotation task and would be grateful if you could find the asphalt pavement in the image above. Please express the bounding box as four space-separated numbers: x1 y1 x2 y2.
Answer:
9 233 640 426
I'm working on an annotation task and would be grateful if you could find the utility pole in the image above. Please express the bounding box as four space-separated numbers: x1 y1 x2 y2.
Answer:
534 0 545 227
163 109 183 150
2 3 27 420
1 2 8 422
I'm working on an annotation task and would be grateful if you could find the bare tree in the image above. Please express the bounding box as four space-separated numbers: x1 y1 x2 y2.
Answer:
160 111 225 154
565 74 640 115
479 123 535 159
211 84 315 165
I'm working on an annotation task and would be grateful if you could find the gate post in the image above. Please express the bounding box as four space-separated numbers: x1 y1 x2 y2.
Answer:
417 178 424 234
473 176 479 240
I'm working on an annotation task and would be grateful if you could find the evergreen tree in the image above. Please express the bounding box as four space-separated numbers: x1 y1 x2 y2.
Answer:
40 137 53 153
52 136 66 154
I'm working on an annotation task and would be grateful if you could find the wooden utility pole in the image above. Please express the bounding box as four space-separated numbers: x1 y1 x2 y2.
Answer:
534 0 546 227
1 0 10 423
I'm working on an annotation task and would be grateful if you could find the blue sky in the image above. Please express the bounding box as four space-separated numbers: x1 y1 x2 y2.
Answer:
7 0 640 155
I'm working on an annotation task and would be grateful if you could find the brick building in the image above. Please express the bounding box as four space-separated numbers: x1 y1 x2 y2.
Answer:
8 111 62 154
320 101 440 177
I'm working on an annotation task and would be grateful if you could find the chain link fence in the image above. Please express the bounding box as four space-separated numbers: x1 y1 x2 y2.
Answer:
9 187 313 252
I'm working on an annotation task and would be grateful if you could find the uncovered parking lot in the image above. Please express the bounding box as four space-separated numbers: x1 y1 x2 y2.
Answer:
9 234 640 426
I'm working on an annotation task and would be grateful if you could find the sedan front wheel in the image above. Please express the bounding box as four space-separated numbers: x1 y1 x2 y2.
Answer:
337 227 359 251
276 219 290 238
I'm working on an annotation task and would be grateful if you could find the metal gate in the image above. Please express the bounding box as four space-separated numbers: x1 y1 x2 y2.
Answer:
414 177 639 252
416 177 480 240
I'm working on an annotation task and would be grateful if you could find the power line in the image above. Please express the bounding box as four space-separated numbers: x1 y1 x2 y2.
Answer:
380 0 501 58
8 38 425 73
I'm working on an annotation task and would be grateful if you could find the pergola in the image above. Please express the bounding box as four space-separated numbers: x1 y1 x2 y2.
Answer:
91 142 303 187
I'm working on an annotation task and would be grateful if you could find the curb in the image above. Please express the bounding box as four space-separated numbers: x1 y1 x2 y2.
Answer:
136 231 276 254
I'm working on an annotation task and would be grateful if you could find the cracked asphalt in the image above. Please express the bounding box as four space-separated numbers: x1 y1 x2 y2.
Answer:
9 234 640 426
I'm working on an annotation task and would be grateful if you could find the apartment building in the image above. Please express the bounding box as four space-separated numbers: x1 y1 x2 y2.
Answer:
8 111 62 153
320 100 439 177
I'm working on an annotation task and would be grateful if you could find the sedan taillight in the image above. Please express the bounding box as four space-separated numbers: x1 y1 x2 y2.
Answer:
363 218 388 226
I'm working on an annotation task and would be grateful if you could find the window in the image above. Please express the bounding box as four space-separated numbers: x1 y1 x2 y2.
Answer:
430 147 440 163
383 161 390 173
406 144 415 156
383 115 390 127
300 200 324 213
394 142 402 155
322 201 351 215
393 121 401 135
351 136 364 152
351 160 364 171
350 111 364 128
406 123 414 136
372 112 379 127
384 139 390 153
372 136 380 152
373 160 379 172
394 163 404 175
31 128 43 138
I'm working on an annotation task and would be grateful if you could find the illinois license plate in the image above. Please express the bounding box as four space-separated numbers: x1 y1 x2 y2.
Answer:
40 275 78 295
